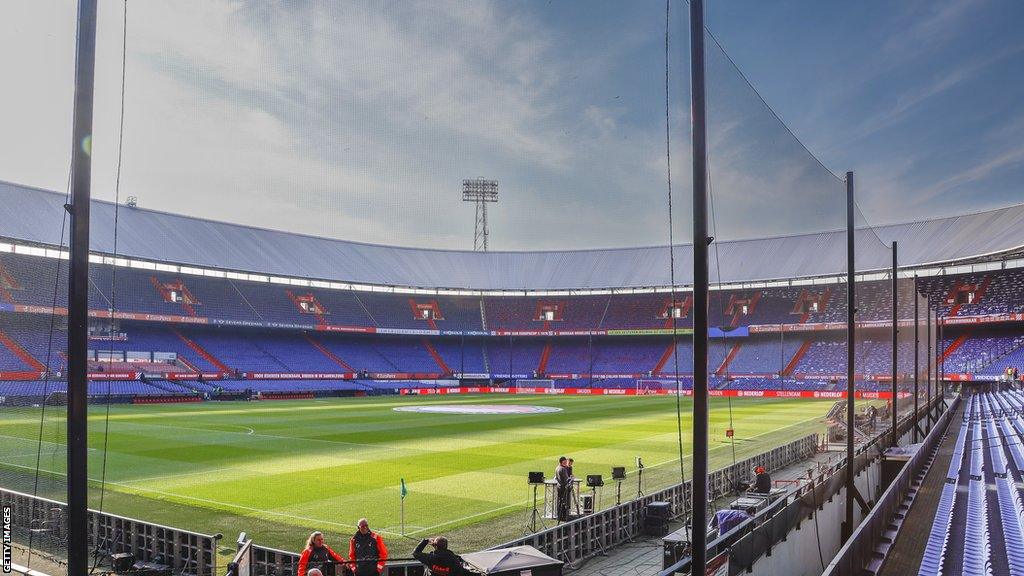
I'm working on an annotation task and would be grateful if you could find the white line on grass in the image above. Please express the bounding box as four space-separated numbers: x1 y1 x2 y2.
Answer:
0 460 401 535
0 402 829 540
0 452 54 460
111 420 387 451
405 411 829 535
117 466 239 485
0 458 524 539
0 433 98 451
403 500 531 536
635 412 826 474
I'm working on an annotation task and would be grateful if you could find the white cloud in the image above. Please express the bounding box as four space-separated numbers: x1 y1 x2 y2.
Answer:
1 0 687 251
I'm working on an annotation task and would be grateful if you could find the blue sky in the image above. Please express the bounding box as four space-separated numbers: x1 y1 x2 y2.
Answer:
0 1 1020 251
705 0 1024 223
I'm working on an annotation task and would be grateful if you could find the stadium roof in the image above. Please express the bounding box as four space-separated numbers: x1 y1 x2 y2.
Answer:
3 181 1024 291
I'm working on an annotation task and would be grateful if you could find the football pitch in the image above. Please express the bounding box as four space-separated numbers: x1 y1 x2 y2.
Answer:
0 395 833 554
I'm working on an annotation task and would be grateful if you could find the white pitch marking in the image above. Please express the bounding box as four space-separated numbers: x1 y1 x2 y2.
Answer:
394 404 562 415
0 458 525 539
111 420 385 451
0 433 98 451
118 466 239 485
405 414 826 535
404 500 530 535
0 452 52 460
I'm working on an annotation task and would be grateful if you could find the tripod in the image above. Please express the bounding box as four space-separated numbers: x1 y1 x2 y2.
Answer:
572 483 583 518
636 465 645 498
528 483 545 532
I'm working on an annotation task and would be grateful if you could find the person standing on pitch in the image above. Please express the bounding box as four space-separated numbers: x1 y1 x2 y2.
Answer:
348 518 388 576
297 531 346 576
555 456 572 521
412 536 472 575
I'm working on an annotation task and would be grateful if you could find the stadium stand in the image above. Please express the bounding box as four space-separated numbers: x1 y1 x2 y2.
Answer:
914 389 1024 576
2 185 1024 397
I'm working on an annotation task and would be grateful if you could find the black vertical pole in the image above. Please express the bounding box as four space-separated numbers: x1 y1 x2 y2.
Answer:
926 306 932 429
891 242 898 447
690 0 710 571
939 315 946 408
913 276 920 443
68 2 98 575
844 171 855 542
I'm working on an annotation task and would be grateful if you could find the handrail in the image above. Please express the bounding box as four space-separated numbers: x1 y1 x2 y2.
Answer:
243 434 819 575
821 394 960 575
658 394 946 575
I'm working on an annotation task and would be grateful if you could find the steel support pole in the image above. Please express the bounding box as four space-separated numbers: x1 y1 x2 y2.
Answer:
844 171 855 542
482 201 489 252
891 241 898 447
689 0 710 570
68 2 98 575
913 276 920 443
939 315 946 408
927 306 933 429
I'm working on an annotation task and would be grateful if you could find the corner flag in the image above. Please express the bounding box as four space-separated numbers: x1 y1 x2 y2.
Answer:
400 478 408 499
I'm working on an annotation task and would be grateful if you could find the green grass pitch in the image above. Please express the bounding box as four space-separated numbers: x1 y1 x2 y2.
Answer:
0 394 833 555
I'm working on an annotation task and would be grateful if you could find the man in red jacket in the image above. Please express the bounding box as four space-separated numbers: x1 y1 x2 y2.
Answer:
348 519 388 576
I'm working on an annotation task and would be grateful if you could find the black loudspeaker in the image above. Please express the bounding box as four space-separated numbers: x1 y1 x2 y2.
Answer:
644 518 670 537
529 471 545 484
587 474 604 488
646 501 672 519
111 553 136 573
611 466 626 480
643 501 672 536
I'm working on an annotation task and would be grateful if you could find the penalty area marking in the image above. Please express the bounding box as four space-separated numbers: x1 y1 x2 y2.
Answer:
393 404 563 415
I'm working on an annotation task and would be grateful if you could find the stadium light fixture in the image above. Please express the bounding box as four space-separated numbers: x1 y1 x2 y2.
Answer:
462 178 499 252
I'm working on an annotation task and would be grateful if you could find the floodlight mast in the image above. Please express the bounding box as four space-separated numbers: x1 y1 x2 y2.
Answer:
462 178 499 251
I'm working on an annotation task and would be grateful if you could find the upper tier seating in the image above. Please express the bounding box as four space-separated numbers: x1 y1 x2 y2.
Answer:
0 250 1020 332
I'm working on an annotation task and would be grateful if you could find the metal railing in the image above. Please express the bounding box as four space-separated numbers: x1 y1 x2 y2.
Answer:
492 434 820 566
658 394 948 575
0 486 220 576
821 394 959 575
234 434 819 576
246 542 424 576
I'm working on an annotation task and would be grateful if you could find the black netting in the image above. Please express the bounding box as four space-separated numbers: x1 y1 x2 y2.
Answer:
1 3 979 574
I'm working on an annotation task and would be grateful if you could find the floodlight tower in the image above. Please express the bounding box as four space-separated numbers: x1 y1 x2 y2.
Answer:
462 178 499 251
